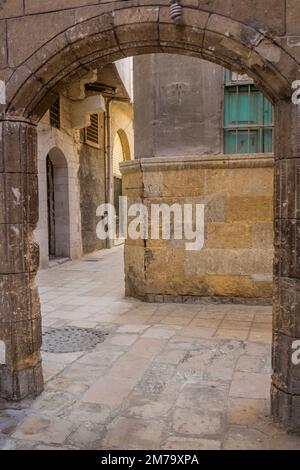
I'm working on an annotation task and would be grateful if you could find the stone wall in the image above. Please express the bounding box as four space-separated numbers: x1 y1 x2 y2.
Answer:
78 138 107 254
36 97 82 268
134 54 223 158
122 154 274 302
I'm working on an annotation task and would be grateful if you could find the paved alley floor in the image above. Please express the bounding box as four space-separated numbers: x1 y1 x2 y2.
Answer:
1 246 300 450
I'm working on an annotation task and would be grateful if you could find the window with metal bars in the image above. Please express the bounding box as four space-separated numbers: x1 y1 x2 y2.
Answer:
49 97 61 129
223 70 274 154
85 113 100 147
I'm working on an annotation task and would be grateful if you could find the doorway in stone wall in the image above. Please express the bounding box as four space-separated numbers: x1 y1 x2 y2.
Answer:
1 1 300 429
46 148 71 264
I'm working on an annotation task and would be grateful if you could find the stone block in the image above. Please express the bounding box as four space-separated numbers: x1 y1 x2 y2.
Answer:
0 0 23 19
272 332 300 395
0 121 37 174
271 384 300 430
227 196 273 222
274 158 300 220
0 173 38 225
0 273 40 323
274 277 300 336
0 20 7 68
274 219 300 279
0 360 43 401
7 12 75 67
206 222 252 249
0 224 39 274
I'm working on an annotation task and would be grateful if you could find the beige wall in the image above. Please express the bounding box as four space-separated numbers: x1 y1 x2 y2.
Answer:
122 154 274 302
36 95 134 267
36 96 82 269
111 101 134 174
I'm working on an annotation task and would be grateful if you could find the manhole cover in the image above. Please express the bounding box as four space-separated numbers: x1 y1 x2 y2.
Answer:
42 327 106 353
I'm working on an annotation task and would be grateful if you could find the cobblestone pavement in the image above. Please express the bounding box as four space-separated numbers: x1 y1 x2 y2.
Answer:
1 247 299 450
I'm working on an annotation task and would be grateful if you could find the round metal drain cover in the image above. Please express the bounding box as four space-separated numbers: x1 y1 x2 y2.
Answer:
42 327 106 353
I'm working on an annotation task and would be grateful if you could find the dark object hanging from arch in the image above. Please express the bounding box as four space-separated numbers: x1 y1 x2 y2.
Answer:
170 0 183 24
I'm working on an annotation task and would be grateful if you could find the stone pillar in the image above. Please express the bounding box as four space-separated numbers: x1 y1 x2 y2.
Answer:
272 101 300 429
0 120 44 400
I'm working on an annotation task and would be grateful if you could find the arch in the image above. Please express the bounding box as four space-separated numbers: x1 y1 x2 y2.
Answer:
117 129 132 162
2 4 298 124
46 147 70 260
0 1 299 428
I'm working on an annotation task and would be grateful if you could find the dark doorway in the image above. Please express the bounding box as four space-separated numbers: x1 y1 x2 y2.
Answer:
47 155 56 258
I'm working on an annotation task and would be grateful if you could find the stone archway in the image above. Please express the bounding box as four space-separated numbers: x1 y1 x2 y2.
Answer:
117 129 131 162
0 1 300 429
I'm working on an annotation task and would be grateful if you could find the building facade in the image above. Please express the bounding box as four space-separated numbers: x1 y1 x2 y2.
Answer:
35 60 134 268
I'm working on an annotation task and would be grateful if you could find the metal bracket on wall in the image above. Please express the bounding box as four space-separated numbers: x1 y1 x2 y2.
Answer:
170 0 183 24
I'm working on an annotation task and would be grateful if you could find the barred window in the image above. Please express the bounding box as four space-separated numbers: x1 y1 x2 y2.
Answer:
49 98 61 129
223 70 274 154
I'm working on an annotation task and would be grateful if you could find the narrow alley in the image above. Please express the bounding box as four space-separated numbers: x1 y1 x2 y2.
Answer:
0 247 299 450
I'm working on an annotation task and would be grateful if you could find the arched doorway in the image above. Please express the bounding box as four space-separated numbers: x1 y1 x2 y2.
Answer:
46 148 70 261
0 2 299 429
113 129 132 240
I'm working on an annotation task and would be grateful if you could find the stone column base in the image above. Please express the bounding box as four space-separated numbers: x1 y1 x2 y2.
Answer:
0 361 44 401
121 154 274 303
271 385 300 431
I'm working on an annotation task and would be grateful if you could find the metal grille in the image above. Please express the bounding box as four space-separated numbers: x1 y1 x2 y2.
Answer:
50 98 61 129
223 70 274 154
42 327 106 353
86 113 99 146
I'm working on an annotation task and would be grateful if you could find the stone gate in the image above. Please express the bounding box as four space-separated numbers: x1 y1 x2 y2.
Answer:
0 0 300 429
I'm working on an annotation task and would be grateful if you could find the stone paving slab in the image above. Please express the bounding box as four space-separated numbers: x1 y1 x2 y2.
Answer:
0 247 299 450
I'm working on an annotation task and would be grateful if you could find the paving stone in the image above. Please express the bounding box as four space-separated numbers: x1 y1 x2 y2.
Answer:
116 325 149 334
223 426 270 450
66 403 112 426
175 382 228 412
12 415 74 445
230 372 270 399
82 376 137 407
67 423 105 450
172 407 223 437
228 398 268 425
102 417 166 450
0 409 27 436
154 349 187 365
142 326 180 340
108 334 139 346
31 391 77 415
180 326 216 339
236 355 268 373
3 249 299 449
162 437 221 450
215 328 248 341
136 363 176 395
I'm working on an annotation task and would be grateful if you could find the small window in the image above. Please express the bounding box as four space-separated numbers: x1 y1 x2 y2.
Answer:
85 114 100 147
49 97 61 129
223 70 274 154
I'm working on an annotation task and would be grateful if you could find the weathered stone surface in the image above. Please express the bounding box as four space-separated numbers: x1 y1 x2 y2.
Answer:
274 219 300 279
274 277 300 337
272 332 300 395
122 155 274 301
0 121 42 401
271 385 300 430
